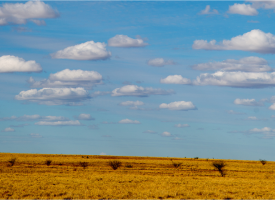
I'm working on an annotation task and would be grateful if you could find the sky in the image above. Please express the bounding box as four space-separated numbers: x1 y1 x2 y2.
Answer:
1 0 275 161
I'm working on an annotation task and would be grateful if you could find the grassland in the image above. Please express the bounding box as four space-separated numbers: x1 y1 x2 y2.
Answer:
0 153 275 199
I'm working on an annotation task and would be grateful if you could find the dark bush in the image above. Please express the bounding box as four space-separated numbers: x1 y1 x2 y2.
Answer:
170 159 182 168
125 164 133 168
45 159 52 166
79 162 89 169
259 159 267 165
212 160 226 177
108 160 122 170
8 158 16 167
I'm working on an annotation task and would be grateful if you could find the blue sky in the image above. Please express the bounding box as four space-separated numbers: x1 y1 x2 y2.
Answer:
1 1 275 161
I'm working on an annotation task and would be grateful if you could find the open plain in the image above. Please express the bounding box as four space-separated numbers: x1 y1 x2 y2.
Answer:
0 153 275 199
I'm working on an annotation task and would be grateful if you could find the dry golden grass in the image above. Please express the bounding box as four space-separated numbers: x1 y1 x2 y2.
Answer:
0 153 275 199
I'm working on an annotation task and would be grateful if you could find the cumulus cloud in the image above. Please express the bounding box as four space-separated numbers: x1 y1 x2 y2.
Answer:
175 124 190 128
35 120 81 126
29 69 102 89
249 127 275 138
187 71 275 88
192 57 272 72
75 113 94 120
0 55 42 73
15 87 91 105
0 1 59 26
269 103 275 110
51 41 111 60
199 5 219 14
2 127 15 132
108 35 148 47
160 75 192 84
111 85 174 97
228 3 258 15
227 110 246 115
30 133 42 138
159 101 196 111
100 152 107 155
118 119 140 124
234 98 263 106
161 131 171 137
119 100 144 109
249 1 275 10
0 115 69 121
147 58 176 67
193 29 275 54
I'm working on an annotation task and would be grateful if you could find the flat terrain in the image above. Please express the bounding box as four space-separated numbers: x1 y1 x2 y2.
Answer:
0 153 275 199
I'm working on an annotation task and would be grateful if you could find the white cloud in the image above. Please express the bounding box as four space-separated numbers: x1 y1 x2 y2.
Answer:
199 5 219 15
249 1 275 10
111 85 174 97
160 75 192 84
0 1 59 26
143 130 157 134
51 41 111 60
29 69 102 89
2 127 15 132
249 127 275 138
0 115 69 121
192 56 272 72
100 152 107 155
35 120 81 126
192 71 275 88
108 35 148 47
175 124 190 128
0 55 42 73
147 58 175 67
269 103 275 110
15 87 90 105
119 100 144 106
118 119 140 124
30 19 45 26
234 98 263 106
227 110 246 115
159 101 196 111
193 29 275 54
76 113 94 120
161 131 171 137
228 3 258 15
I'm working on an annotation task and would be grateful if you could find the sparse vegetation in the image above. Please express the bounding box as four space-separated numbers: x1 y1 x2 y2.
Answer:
194 157 199 159
108 160 122 170
171 159 182 168
8 158 16 167
45 159 52 166
212 160 226 177
79 162 89 169
259 159 267 165
125 163 133 168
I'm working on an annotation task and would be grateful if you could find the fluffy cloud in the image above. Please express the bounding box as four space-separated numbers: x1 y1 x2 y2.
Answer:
35 120 81 126
112 85 174 97
247 116 258 120
193 29 275 54
182 71 275 88
147 58 175 67
143 130 157 134
249 1 275 10
118 119 140 124
15 87 90 105
0 1 59 26
199 5 219 14
227 110 246 115
108 35 148 47
51 41 111 60
2 127 15 132
234 98 263 106
29 69 102 89
269 103 275 110
75 113 94 120
249 127 275 138
192 57 272 72
159 101 196 111
160 75 192 84
161 131 171 137
228 3 258 15
119 100 144 106
175 124 190 128
0 55 42 73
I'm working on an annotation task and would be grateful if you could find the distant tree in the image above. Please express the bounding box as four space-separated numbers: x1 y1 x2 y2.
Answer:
79 162 89 169
45 159 52 166
259 159 267 165
212 160 226 177
8 158 16 167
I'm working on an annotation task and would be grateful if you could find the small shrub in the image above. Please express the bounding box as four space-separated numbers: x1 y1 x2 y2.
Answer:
125 164 133 168
108 160 122 170
8 158 16 167
170 159 182 168
259 159 267 165
45 159 52 166
79 162 89 169
212 160 226 177
194 157 199 159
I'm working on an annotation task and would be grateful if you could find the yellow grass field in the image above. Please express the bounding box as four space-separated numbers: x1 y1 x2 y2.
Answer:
0 153 275 199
